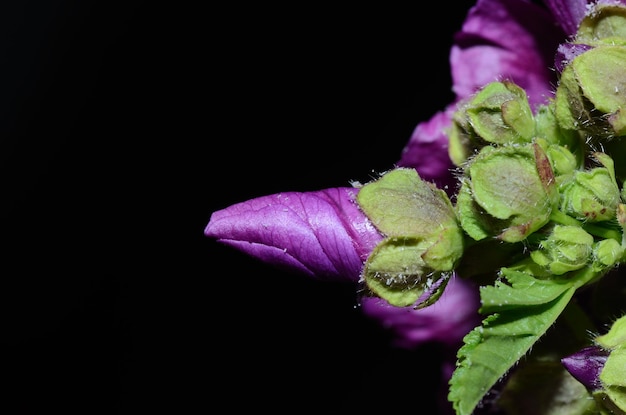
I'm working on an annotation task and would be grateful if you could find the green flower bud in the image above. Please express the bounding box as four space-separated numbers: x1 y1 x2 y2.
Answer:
592 238 624 270
447 102 476 167
357 168 464 307
534 137 579 187
466 81 535 145
534 104 581 148
362 237 451 308
456 142 558 243
593 314 626 414
545 144 578 183
555 45 626 139
530 225 594 275
576 3 626 46
560 152 620 222
447 80 535 167
596 314 626 350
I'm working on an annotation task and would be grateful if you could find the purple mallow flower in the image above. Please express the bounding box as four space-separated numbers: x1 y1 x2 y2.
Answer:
206 0 606 349
398 0 566 179
360 276 480 349
561 345 609 391
205 188 382 282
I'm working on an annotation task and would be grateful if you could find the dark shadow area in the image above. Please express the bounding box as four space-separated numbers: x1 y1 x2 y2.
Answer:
0 1 476 413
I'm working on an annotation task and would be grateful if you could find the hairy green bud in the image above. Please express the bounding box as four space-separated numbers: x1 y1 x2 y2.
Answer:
530 225 594 275
560 152 620 222
456 142 557 243
357 168 464 307
592 238 624 270
448 81 535 167
593 314 626 414
576 2 626 46
555 45 626 139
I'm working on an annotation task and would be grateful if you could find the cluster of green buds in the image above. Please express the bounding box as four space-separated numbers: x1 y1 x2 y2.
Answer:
354 3 626 413
356 167 465 308
442 2 626 282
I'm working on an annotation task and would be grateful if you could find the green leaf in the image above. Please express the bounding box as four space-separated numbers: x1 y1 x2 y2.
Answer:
448 267 597 415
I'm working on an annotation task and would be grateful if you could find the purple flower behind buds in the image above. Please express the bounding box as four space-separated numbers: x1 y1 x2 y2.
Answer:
554 43 593 73
561 345 609 391
360 275 480 349
205 187 383 282
397 109 457 193
450 0 564 111
205 0 614 352
398 0 567 186
544 0 590 36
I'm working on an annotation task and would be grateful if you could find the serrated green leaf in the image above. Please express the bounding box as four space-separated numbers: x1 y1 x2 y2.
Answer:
448 267 599 415
480 269 575 312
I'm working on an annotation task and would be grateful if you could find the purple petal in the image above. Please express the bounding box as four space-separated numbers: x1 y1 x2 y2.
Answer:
450 0 565 111
205 187 383 282
545 0 626 37
360 275 480 348
554 42 593 73
543 0 590 36
561 345 608 391
396 108 458 194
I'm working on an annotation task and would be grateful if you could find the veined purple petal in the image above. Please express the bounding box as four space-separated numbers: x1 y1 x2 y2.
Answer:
451 0 565 111
543 0 590 36
396 108 458 194
360 275 480 348
561 345 609 391
205 187 383 282
397 0 565 186
544 0 626 38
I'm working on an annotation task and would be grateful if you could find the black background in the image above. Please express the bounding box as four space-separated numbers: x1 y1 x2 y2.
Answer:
0 1 476 413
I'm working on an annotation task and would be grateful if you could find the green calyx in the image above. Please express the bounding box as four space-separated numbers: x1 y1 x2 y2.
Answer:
593 315 626 414
555 45 626 139
456 142 557 243
356 168 464 307
530 225 594 275
448 81 535 167
576 2 626 46
559 152 621 222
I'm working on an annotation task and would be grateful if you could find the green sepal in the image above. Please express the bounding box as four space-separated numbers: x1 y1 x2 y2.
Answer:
599 347 626 414
534 103 583 156
448 80 536 167
555 45 626 138
448 101 477 167
576 3 626 46
592 238 624 270
543 143 578 180
466 81 535 145
456 178 502 241
595 314 626 414
560 152 621 222
460 142 557 242
362 236 450 308
596 314 626 350
357 168 464 307
356 168 461 241
530 225 594 275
